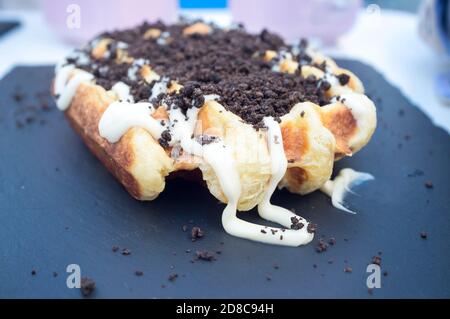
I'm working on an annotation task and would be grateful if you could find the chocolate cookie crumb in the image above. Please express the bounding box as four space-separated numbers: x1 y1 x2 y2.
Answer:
307 223 317 234
261 229 267 234
191 226 204 241
424 181 434 189
135 270 144 276
290 216 305 230
328 237 336 246
343 267 353 273
80 277 96 297
315 239 328 253
53 272 58 277
168 273 178 282
31 269 37 276
420 231 428 239
122 248 131 256
195 250 215 261
383 271 388 277
337 74 350 86
372 255 382 266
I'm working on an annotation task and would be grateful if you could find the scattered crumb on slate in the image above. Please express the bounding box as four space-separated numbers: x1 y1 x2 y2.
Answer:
182 225 188 232
31 269 37 276
168 273 178 282
135 270 144 276
112 246 119 252
424 181 434 189
315 239 328 253
80 277 96 297
191 226 204 241
53 272 58 277
383 271 388 277
195 250 216 261
372 255 382 266
344 267 353 273
420 231 428 239
122 248 131 256
273 263 280 270
328 237 336 246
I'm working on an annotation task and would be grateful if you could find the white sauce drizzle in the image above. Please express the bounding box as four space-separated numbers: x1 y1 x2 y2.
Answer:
256 117 314 246
320 168 374 214
111 82 134 103
54 65 93 111
99 101 165 143
338 93 373 129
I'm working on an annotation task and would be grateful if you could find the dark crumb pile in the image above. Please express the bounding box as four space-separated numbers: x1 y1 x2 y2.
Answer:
80 277 96 297
70 20 331 128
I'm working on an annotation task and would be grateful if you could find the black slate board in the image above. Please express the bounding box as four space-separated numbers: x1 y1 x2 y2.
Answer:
0 21 20 38
0 61 449 298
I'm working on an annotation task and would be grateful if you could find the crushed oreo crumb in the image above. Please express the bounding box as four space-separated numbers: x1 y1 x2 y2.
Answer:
135 270 144 276
372 255 382 266
315 239 328 253
307 223 317 234
337 73 350 86
121 248 131 256
195 250 215 261
168 273 178 282
80 277 96 296
191 226 204 241
420 231 428 239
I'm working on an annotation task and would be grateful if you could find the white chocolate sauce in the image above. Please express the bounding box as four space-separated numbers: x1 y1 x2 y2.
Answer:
338 93 374 129
111 82 134 103
99 101 166 143
256 117 314 246
54 65 93 111
320 168 374 214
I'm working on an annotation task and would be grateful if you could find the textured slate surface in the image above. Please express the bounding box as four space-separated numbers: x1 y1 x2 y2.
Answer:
0 61 449 298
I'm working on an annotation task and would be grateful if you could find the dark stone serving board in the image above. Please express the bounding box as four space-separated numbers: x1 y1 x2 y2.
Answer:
0 61 449 298
0 21 20 38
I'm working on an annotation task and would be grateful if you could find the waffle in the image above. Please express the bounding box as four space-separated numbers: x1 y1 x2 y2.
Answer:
52 21 376 246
